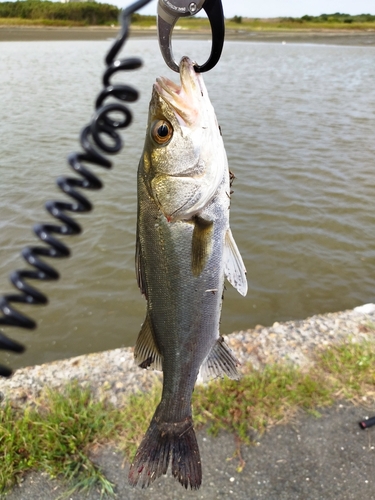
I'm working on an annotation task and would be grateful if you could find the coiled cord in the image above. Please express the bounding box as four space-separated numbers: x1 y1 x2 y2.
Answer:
0 0 152 377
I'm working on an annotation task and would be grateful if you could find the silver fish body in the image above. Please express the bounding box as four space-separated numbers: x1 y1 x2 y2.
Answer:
128 57 247 489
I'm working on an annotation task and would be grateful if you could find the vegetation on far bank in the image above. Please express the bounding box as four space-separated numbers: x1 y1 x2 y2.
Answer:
133 12 375 31
0 0 120 26
233 13 375 31
0 5 375 30
1 337 375 497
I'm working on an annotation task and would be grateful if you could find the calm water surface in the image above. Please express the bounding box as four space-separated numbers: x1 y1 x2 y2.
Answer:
0 39 374 369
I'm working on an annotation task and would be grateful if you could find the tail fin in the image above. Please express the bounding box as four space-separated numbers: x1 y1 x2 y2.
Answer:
128 415 202 489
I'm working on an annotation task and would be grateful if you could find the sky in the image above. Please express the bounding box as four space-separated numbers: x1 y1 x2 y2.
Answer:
111 0 375 18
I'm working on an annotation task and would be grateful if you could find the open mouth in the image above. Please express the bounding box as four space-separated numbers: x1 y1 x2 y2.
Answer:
154 57 204 127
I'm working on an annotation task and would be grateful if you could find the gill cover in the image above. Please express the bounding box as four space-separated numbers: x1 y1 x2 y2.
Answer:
142 57 227 221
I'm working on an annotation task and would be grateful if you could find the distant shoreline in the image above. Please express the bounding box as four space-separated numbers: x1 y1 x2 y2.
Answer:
1 26 375 45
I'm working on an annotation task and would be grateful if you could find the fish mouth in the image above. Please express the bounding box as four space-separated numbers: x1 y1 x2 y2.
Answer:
154 56 207 127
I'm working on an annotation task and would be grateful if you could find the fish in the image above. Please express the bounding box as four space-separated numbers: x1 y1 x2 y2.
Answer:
128 56 247 490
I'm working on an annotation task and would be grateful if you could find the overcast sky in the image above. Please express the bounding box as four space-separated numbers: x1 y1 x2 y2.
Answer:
113 0 375 18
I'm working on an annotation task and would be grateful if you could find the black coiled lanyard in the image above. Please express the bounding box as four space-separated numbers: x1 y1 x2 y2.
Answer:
0 0 225 377
0 0 148 377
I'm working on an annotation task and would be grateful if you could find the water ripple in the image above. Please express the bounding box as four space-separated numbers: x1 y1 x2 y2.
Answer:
0 40 374 368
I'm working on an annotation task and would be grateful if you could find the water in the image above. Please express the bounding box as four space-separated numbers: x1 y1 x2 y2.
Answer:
0 39 374 370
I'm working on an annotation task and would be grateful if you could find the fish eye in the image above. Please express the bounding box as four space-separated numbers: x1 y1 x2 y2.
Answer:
151 120 173 145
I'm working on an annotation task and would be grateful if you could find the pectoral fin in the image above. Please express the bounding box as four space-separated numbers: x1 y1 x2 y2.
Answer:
134 314 162 371
135 232 147 298
191 216 213 276
199 336 240 381
224 228 248 296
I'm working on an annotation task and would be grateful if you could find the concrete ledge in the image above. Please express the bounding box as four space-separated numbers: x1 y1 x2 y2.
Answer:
1 304 374 408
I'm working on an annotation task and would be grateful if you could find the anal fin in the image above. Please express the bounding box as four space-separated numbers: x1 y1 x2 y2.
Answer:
134 314 162 371
199 336 240 381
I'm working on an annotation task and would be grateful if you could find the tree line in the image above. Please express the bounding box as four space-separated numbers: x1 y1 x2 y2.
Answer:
1 6 374 27
285 13 375 23
0 0 120 25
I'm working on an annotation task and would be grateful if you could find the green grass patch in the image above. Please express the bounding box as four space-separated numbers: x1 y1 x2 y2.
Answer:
317 341 375 398
193 364 334 441
193 340 375 441
1 339 375 497
224 19 375 32
2 11 375 30
0 17 88 27
0 383 120 497
224 13 375 31
131 16 375 32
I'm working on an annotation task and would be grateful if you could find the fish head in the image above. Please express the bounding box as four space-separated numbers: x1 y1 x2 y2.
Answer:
141 57 227 221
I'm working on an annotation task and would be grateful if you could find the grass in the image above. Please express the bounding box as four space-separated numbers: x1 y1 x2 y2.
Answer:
224 18 375 32
0 384 119 497
130 16 375 32
2 15 375 31
0 17 89 27
1 339 375 497
194 340 375 441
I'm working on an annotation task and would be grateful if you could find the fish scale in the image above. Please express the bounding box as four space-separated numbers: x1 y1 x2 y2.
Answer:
129 56 247 489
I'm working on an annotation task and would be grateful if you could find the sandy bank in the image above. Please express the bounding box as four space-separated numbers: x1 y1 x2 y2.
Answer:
1 26 375 45
1 304 374 409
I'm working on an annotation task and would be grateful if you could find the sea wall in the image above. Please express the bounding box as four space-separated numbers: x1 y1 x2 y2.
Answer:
1 304 374 408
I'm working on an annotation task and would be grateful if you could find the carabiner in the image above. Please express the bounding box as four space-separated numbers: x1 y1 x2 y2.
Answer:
157 0 225 73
